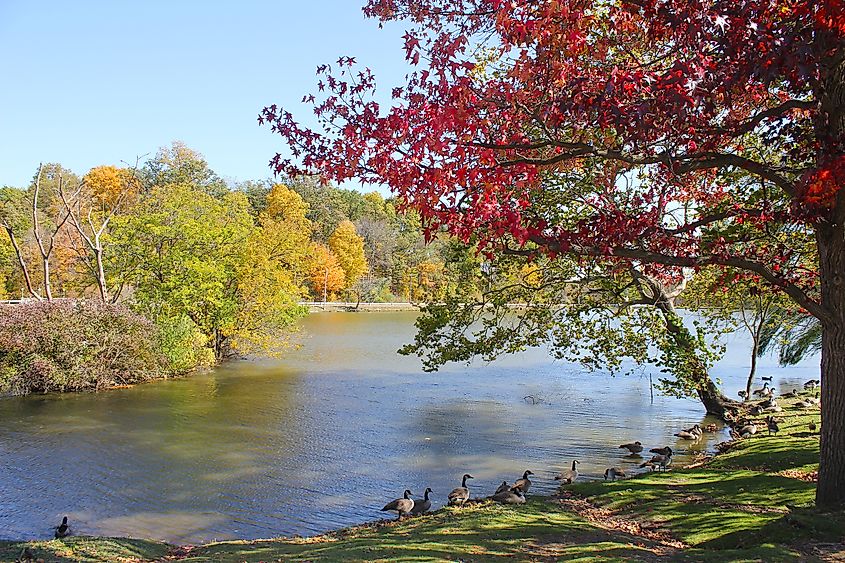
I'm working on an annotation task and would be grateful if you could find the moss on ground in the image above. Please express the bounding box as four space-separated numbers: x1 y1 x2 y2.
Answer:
1 394 841 562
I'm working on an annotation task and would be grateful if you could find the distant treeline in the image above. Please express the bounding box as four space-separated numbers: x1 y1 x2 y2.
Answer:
0 142 482 390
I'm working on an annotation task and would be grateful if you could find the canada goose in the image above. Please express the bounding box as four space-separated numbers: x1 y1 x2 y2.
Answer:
794 399 814 409
554 460 580 484
705 423 718 432
738 390 748 399
806 393 821 406
447 474 474 506
382 490 414 520
640 449 672 471
761 375 773 382
512 470 534 493
739 423 758 437
809 422 818 431
619 441 643 454
763 404 783 413
488 487 526 504
752 382 770 398
411 488 433 515
649 446 672 456
604 467 627 481
781 390 798 399
804 379 820 390
495 481 510 494
675 424 702 440
760 396 778 409
54 516 70 538
765 416 779 435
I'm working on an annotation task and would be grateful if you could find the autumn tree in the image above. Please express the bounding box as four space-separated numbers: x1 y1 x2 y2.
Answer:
263 1 845 505
60 165 141 301
309 243 346 301
328 220 368 290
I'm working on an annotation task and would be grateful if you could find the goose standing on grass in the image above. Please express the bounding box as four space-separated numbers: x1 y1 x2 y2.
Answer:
804 379 820 390
618 441 643 455
752 382 770 398
489 487 526 504
765 416 780 435
411 488 433 515
738 390 748 400
382 490 414 520
512 470 534 493
604 467 627 481
54 516 70 538
554 460 580 484
447 474 474 506
640 449 672 471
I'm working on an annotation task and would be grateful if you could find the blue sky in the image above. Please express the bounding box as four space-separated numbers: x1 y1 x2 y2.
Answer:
0 1 411 188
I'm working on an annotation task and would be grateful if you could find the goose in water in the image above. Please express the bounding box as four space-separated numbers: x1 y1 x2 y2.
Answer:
447 474 474 506
54 516 70 539
675 424 702 440
411 488 433 515
554 460 580 484
382 490 414 520
495 481 510 495
640 449 672 471
765 416 780 435
489 487 526 504
618 441 643 454
604 467 627 481
650 446 672 456
512 470 534 493
761 375 773 382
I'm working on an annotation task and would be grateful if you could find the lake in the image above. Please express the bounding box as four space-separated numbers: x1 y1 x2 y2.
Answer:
0 311 819 543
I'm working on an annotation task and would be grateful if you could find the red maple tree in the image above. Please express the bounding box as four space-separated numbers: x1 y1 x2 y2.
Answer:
263 1 845 506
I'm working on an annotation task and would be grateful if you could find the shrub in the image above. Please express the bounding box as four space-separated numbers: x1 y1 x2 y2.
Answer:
0 300 174 395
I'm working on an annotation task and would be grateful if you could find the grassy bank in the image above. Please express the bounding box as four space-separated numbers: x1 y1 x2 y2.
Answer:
2 394 842 562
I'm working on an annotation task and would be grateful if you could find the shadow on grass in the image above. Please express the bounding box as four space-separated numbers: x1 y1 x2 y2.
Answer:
0 536 170 563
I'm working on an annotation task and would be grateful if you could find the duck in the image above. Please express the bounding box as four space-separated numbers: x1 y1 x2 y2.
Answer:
649 446 672 456
495 481 510 495
554 460 580 484
640 449 672 471
54 516 70 539
447 474 474 506
382 490 414 520
512 470 534 493
604 467 627 481
618 441 643 454
765 416 779 435
411 487 433 515
488 487 526 504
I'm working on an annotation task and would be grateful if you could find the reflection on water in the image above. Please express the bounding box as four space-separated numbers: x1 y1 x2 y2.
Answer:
0 312 819 543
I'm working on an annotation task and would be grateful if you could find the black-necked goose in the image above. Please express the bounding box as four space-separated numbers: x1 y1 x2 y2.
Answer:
554 460 579 484
381 490 414 520
411 487 432 515
447 474 474 506
512 470 534 493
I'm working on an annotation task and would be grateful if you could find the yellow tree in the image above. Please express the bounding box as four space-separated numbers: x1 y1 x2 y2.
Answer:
328 220 367 290
61 165 140 301
309 243 345 302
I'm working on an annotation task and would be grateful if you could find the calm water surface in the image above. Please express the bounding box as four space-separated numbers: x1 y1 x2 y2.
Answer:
0 312 819 543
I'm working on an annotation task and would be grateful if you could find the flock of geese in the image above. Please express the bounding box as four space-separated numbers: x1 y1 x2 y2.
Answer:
382 378 824 521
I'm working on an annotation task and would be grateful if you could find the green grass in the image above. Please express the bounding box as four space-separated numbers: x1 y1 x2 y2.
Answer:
2 394 841 562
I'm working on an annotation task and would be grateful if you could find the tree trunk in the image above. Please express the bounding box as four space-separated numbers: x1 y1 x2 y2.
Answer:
745 339 759 402
816 226 845 507
93 245 108 302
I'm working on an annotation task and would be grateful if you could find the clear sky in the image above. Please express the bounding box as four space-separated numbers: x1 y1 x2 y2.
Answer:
0 1 411 188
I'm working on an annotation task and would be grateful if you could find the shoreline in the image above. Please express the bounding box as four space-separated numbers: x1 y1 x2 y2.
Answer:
2 393 840 562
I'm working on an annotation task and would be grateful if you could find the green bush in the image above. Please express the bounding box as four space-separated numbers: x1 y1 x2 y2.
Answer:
0 300 177 395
